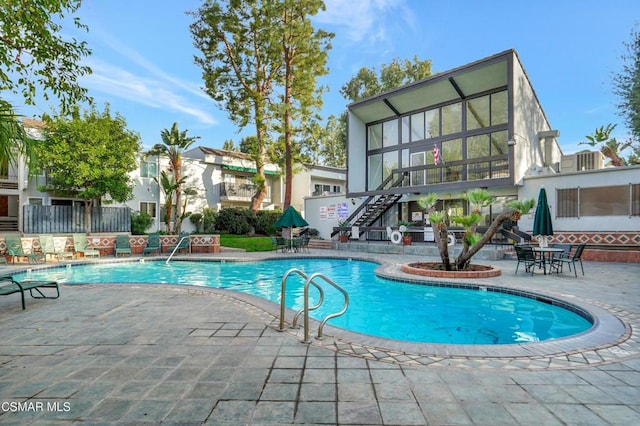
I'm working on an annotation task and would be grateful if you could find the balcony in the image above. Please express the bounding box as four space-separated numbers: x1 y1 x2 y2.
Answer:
0 175 19 190
220 182 271 201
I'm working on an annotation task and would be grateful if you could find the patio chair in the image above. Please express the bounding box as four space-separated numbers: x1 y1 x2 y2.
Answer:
514 244 542 275
271 236 284 252
143 232 161 255
115 235 132 257
72 234 100 258
296 236 311 253
5 236 45 264
552 243 586 277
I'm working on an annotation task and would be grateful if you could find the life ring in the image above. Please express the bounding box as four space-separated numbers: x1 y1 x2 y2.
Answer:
390 230 403 245
447 232 456 246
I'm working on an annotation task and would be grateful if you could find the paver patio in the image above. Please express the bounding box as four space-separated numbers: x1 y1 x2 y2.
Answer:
0 248 639 424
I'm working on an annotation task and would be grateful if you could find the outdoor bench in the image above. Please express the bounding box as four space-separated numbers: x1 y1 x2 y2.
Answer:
0 278 59 310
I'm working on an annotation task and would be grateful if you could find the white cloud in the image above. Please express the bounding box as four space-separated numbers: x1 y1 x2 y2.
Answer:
83 59 217 126
316 0 414 43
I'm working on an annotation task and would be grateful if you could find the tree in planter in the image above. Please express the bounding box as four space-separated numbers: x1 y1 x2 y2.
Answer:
39 104 140 234
418 189 535 271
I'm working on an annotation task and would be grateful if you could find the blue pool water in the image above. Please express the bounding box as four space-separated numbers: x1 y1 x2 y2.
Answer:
13 258 592 344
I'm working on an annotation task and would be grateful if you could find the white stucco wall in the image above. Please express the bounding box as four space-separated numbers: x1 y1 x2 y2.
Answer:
304 194 361 240
518 166 640 232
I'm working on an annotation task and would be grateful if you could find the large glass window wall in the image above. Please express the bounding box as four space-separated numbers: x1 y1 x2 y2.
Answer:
366 89 509 191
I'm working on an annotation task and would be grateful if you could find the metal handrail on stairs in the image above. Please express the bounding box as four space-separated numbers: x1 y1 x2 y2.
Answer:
279 268 349 343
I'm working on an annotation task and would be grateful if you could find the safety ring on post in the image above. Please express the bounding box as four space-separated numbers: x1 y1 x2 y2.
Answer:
390 230 403 245
447 232 456 246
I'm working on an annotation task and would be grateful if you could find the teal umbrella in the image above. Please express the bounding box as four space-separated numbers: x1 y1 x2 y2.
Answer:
275 206 308 251
275 206 309 228
532 187 553 237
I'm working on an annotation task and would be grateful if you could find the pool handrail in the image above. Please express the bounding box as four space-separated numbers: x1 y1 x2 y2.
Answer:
279 268 323 331
279 268 349 343
165 235 191 265
303 272 349 343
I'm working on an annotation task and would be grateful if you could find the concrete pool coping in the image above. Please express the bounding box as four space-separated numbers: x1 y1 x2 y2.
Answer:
8 253 635 369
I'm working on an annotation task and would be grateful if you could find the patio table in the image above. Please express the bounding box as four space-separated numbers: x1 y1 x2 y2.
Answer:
532 247 563 275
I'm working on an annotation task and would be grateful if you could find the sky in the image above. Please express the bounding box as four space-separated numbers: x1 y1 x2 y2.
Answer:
9 0 640 154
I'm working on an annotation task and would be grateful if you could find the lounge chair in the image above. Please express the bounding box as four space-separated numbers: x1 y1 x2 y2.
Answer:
514 244 542 275
72 234 100 258
39 235 57 261
0 277 59 310
115 235 132 257
53 236 74 261
552 243 586 277
143 232 161 255
165 232 190 254
5 236 46 264
40 235 74 262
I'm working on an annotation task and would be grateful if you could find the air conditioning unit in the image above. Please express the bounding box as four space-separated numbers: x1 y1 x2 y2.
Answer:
560 151 604 172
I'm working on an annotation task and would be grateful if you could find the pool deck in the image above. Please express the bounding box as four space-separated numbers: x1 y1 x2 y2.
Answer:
1 248 639 424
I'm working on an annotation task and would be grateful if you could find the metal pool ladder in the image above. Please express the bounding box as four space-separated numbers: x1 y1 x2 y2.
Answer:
279 268 349 343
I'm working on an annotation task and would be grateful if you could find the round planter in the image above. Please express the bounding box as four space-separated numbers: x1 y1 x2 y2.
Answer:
402 236 412 245
401 262 501 279
339 235 349 243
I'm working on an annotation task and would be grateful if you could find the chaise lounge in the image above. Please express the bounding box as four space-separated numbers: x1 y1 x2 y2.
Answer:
0 278 60 310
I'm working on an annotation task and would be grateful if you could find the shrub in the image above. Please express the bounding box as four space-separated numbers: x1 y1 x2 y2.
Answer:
254 210 282 235
202 208 217 233
189 213 203 233
307 228 319 237
215 207 255 235
131 212 154 235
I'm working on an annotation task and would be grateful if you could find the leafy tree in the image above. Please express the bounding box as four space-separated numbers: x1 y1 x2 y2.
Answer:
613 24 640 143
579 124 636 166
274 0 332 208
320 114 346 167
340 56 432 103
191 0 277 211
0 0 92 112
39 104 141 234
190 0 332 210
221 138 238 151
146 122 199 234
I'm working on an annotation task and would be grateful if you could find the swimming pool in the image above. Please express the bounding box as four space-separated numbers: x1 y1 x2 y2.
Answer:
13 258 593 345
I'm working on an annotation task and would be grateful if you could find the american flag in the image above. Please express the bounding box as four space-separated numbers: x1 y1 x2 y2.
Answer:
433 144 440 165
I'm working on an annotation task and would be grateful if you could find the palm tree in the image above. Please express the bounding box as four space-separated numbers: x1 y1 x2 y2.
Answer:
579 124 633 167
146 123 199 234
0 99 40 175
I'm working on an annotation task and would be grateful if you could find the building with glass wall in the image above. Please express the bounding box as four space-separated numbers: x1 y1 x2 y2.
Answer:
346 49 562 230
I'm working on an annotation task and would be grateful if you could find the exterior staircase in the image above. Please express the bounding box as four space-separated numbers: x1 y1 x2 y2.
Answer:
331 171 407 238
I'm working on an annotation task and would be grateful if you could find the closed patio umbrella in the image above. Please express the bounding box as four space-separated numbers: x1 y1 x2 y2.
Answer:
532 187 553 246
275 206 309 250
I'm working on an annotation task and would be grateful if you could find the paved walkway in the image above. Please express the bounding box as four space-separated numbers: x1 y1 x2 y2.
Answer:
1 249 639 424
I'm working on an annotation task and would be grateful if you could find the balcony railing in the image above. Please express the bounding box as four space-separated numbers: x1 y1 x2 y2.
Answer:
0 175 19 190
220 182 271 200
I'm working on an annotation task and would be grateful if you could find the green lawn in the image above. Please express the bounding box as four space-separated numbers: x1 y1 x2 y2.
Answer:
219 234 275 252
